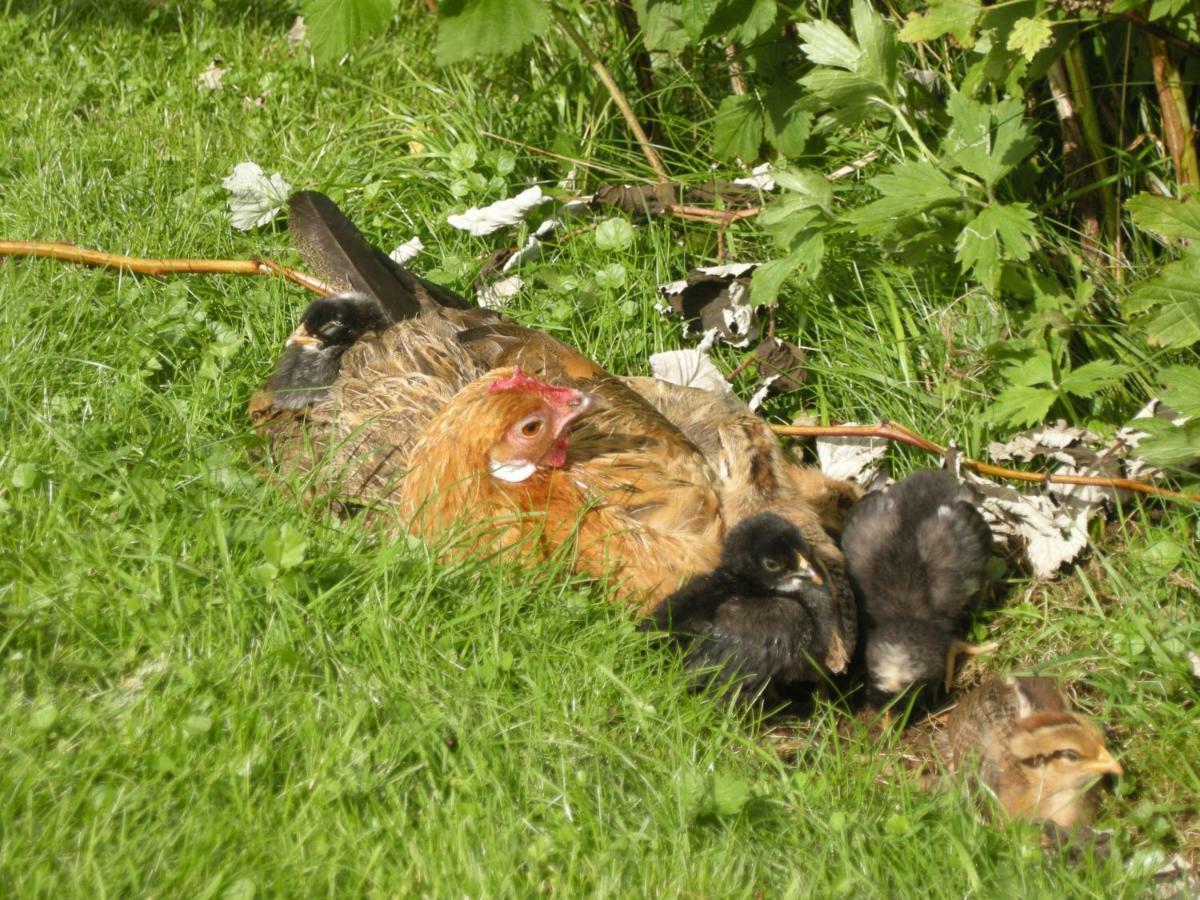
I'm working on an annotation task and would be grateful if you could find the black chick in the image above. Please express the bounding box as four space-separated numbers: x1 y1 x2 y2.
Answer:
840 469 995 702
645 512 836 703
266 291 393 409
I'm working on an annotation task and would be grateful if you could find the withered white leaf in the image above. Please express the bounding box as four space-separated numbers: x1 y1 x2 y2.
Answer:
658 263 763 347
197 58 225 91
388 236 425 266
815 426 887 483
286 15 307 49
963 469 1094 579
649 332 732 396
733 163 776 191
477 275 524 309
447 186 550 236
221 163 293 231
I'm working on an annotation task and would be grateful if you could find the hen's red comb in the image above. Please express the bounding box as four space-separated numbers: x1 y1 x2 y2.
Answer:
487 368 580 406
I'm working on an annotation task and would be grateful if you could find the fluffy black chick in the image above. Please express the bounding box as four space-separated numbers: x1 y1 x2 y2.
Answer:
645 512 837 703
840 469 994 702
266 292 393 409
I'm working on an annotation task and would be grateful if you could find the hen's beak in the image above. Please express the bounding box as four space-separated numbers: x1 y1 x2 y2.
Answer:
558 390 599 431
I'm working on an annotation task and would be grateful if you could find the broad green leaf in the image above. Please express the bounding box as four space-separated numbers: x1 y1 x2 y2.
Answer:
794 19 862 70
899 0 980 48
1006 17 1053 61
262 524 308 571
713 94 763 162
1124 255 1200 348
750 232 825 304
799 69 881 123
632 0 690 53
944 94 1032 186
955 202 1037 290
680 0 719 43
594 217 636 252
851 0 897 92
1003 351 1053 387
762 84 811 157
11 463 39 489
304 0 394 61
1159 365 1200 418
1127 194 1200 241
772 168 833 209
1058 360 1132 397
987 385 1058 428
1132 418 1200 468
436 0 550 65
732 0 778 43
760 204 823 247
844 161 959 232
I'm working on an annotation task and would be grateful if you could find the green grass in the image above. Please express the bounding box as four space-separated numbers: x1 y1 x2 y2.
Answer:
1 2 1197 895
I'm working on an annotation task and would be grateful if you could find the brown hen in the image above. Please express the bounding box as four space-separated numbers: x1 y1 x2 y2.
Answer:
250 192 854 654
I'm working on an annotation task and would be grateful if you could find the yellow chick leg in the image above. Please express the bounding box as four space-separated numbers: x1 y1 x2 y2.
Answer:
944 639 999 692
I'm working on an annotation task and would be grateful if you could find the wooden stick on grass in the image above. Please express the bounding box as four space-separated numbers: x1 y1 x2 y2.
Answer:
772 421 1200 503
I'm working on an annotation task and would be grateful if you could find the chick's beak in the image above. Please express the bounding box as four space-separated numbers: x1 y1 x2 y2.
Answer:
1084 753 1124 777
285 323 321 348
776 558 824 592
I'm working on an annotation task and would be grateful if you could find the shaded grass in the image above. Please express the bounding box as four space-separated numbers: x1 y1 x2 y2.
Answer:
1 2 1196 895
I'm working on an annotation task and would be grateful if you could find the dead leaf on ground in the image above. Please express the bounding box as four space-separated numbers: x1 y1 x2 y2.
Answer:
388 236 424 266
197 57 225 91
221 162 292 231
447 186 550 236
286 15 307 49
649 332 733 396
815 427 888 484
658 263 763 348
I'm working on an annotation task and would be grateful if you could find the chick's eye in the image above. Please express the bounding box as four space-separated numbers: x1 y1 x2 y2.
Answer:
1060 749 1081 762
762 557 782 572
521 419 544 437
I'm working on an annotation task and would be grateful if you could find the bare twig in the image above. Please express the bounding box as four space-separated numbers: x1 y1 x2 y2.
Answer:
554 11 671 184
771 421 1200 503
0 240 333 295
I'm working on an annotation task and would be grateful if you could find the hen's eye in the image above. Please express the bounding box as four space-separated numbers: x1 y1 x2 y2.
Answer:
521 419 544 437
762 557 782 572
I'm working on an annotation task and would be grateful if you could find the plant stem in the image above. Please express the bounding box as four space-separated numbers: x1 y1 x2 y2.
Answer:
553 9 671 184
1147 35 1200 188
0 241 333 294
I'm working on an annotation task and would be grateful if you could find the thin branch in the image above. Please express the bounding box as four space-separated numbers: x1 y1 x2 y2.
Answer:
0 240 333 295
771 421 1200 504
553 10 671 184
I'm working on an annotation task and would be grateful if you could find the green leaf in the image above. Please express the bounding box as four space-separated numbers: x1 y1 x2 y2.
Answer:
1127 194 1200 241
304 0 394 61
1133 418 1200 468
1123 254 1200 348
794 18 861 70
762 84 811 157
680 0 719 43
448 142 478 172
750 232 825 305
713 94 763 162
262 524 308 571
771 168 833 211
1005 17 1053 61
843 160 959 232
594 217 636 252
732 0 778 43
1058 360 1131 397
1143 539 1185 574
31 704 59 731
987 385 1059 428
799 69 882 124
1159 365 1200 418
899 0 980 48
436 0 550 66
632 0 690 53
1003 351 1053 387
851 0 897 91
955 202 1037 291
11 463 39 490
944 94 1034 187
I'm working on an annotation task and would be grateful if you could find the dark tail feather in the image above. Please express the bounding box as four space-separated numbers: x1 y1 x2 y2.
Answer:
287 191 473 321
